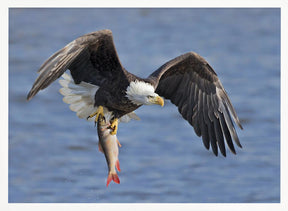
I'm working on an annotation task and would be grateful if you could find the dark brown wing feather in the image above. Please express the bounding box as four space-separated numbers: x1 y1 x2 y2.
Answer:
27 29 127 100
149 52 243 156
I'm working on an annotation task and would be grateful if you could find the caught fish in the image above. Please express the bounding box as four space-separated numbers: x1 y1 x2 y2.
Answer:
97 114 122 187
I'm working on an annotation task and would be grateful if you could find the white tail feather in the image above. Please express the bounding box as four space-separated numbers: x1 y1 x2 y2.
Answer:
69 101 87 112
59 73 140 123
76 105 95 119
59 73 99 120
120 112 140 122
63 95 82 104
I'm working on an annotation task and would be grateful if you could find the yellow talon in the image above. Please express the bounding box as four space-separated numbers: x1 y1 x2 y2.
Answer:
110 118 118 135
88 106 104 123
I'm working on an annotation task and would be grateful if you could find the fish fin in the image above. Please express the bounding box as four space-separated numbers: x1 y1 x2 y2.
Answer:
116 160 121 172
117 138 122 147
106 173 120 187
98 142 104 153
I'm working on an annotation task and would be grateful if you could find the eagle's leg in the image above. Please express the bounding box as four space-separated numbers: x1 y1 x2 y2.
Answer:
87 106 104 123
110 118 119 135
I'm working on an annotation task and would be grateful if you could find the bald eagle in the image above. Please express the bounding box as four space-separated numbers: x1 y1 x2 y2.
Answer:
27 29 243 157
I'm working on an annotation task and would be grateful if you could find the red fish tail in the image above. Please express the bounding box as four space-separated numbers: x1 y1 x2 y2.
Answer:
106 173 120 187
116 160 121 172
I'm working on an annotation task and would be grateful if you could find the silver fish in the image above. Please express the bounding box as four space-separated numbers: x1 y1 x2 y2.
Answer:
97 114 121 187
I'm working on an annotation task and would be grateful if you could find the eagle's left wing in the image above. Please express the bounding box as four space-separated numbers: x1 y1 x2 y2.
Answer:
149 52 243 156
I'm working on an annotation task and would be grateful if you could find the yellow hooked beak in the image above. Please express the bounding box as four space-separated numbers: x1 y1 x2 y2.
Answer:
150 95 164 107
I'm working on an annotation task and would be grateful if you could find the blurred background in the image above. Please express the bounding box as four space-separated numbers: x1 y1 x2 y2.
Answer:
9 8 280 203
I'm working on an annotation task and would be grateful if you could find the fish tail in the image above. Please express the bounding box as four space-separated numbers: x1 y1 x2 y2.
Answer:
106 172 120 187
116 159 121 172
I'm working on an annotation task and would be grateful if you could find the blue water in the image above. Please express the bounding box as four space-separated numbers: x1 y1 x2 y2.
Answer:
9 8 280 203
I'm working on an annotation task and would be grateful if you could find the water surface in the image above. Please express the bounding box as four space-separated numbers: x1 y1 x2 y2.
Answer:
9 8 280 203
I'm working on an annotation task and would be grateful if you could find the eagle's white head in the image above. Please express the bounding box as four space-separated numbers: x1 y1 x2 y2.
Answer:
126 80 164 106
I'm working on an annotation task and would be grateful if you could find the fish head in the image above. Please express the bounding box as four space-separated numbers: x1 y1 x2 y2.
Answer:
97 114 113 135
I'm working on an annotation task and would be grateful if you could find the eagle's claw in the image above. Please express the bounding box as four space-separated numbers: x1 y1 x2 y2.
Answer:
87 106 104 123
110 118 118 135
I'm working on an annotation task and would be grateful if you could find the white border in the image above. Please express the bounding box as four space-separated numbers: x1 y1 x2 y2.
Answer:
5 0 288 8
2 0 288 211
281 1 288 210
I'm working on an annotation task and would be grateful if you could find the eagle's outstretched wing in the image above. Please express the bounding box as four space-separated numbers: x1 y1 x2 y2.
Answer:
149 52 243 156
27 29 126 100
